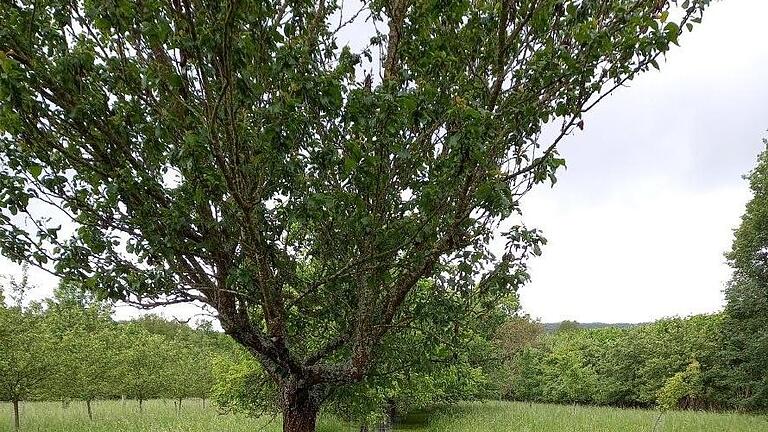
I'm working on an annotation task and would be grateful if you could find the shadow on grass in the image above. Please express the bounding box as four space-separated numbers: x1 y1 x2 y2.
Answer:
394 404 481 430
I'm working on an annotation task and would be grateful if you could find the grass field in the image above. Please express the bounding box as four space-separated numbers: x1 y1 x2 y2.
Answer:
411 402 768 432
2 399 766 431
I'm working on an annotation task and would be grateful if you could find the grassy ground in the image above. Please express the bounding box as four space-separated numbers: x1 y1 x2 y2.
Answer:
2 399 766 431
0 399 348 432
410 401 768 432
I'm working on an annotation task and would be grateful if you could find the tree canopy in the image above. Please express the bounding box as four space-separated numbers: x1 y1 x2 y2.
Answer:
0 0 709 430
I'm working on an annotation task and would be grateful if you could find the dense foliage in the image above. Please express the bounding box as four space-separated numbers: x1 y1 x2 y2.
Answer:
499 315 748 411
0 1 710 429
722 141 768 410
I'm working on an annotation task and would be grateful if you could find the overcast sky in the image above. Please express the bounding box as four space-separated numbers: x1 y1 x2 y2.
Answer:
1 0 767 325
518 0 768 323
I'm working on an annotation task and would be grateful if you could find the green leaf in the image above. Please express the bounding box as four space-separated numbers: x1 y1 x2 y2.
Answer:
29 165 42 179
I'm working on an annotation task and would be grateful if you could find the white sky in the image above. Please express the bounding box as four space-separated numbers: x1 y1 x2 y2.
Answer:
518 0 768 323
1 0 767 324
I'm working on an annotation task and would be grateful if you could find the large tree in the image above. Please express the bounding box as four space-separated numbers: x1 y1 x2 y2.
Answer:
0 0 708 430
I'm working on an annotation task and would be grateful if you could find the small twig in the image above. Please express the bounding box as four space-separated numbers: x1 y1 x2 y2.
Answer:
652 411 663 432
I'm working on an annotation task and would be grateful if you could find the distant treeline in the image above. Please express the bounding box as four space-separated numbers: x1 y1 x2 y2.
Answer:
499 314 761 411
540 321 642 333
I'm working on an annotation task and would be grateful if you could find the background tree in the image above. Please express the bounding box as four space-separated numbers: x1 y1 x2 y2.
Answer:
539 329 599 404
494 314 544 399
0 1 710 430
165 342 215 412
113 327 172 413
656 359 704 410
0 285 59 430
128 314 219 409
723 140 768 410
43 282 115 418
496 315 544 357
555 320 581 333
185 321 229 406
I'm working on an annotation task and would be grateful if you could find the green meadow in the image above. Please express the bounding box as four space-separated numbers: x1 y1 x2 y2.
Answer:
3 400 765 432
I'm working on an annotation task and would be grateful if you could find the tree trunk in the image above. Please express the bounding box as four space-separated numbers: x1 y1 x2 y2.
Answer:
12 400 20 431
86 399 93 420
376 399 396 432
281 384 320 432
201 398 206 409
283 404 318 432
138 398 143 414
178 398 183 413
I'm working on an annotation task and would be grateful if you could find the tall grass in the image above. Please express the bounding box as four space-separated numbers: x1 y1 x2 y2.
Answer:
0 399 346 432
419 401 768 432
2 399 766 431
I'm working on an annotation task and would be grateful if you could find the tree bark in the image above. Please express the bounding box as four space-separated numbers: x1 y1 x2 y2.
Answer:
139 398 143 414
281 384 320 432
283 405 318 432
86 399 93 420
178 397 183 413
12 400 20 431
